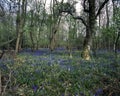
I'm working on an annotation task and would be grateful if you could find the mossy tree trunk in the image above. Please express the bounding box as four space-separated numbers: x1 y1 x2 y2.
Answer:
81 0 96 60
81 0 109 60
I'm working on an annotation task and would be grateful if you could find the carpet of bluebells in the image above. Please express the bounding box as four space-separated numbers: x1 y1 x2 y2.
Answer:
0 48 120 96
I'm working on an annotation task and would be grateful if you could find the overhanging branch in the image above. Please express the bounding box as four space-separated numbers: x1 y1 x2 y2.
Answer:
96 0 109 18
60 10 87 27
0 38 16 47
73 16 87 27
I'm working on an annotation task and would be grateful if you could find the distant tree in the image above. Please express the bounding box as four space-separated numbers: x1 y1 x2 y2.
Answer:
0 4 5 17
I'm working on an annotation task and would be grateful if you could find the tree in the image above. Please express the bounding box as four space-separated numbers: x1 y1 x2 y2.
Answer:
49 0 65 51
15 0 27 54
112 0 120 54
0 5 5 17
59 0 110 60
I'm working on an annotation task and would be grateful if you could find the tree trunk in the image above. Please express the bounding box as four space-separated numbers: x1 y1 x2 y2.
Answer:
29 10 35 51
114 31 120 54
106 3 109 28
29 31 35 51
15 11 23 53
50 17 61 51
50 27 57 51
81 0 96 60
15 29 21 53
15 0 26 54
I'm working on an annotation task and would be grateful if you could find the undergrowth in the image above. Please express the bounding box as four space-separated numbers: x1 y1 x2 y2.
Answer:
0 49 120 96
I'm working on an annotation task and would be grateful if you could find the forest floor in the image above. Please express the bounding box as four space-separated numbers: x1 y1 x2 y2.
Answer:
0 48 120 96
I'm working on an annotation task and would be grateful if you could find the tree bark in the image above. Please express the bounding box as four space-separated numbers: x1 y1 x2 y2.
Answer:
15 0 26 54
81 0 110 60
29 10 35 51
81 0 96 60
50 17 61 51
106 3 109 28
50 24 57 51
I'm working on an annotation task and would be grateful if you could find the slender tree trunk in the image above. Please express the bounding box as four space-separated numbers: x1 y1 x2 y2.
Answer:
106 3 109 28
15 16 23 54
50 17 61 51
29 31 35 51
29 10 35 51
50 25 57 51
15 29 21 53
114 31 120 54
15 0 26 54
15 0 21 54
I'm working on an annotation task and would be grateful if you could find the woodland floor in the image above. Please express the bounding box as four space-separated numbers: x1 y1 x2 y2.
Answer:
0 48 120 96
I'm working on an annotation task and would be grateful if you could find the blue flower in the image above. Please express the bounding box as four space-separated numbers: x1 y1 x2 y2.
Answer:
32 85 38 92
94 88 103 96
61 93 64 96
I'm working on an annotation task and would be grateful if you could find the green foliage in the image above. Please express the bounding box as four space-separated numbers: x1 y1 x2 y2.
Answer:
1 49 120 95
0 15 16 49
113 7 120 29
101 26 116 39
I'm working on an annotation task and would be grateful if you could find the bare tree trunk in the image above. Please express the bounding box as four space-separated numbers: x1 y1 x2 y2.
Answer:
50 17 61 51
15 29 21 54
29 10 35 51
81 0 96 60
114 31 120 54
50 25 57 51
29 31 35 51
106 3 109 28
15 0 21 54
15 0 26 54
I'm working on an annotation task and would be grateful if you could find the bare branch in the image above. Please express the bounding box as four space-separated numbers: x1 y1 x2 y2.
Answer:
60 10 87 27
96 0 110 17
73 16 87 27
